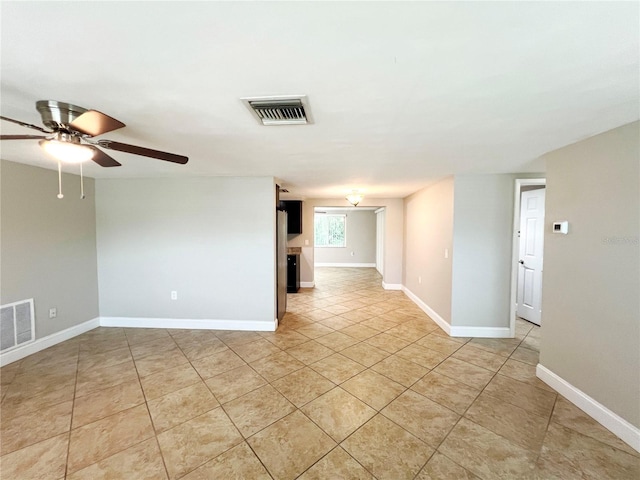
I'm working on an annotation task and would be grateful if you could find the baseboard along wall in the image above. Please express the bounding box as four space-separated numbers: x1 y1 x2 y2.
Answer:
99 317 277 331
401 284 639 452
537 364 640 453
0 316 276 367
314 262 377 268
0 317 100 367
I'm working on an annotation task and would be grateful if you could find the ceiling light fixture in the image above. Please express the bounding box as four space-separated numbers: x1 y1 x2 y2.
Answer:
39 133 94 164
346 191 364 207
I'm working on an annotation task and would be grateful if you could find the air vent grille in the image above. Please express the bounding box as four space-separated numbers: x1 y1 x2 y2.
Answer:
241 95 312 126
1 298 35 353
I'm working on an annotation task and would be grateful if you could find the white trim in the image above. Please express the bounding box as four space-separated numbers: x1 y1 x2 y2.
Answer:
375 208 385 276
509 178 546 337
382 282 402 290
401 286 511 338
449 326 512 338
0 317 100 367
537 364 640 453
0 315 279 367
99 317 277 332
300 281 315 288
401 286 451 335
314 263 376 267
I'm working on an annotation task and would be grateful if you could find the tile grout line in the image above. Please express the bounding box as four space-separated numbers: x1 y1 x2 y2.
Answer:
170 327 298 479
8 269 634 479
126 329 172 480
63 342 81 479
424 328 551 478
166 330 248 479
290 291 548 478
287 301 470 479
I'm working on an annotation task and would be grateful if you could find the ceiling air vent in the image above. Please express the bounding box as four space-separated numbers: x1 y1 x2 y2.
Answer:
241 95 313 126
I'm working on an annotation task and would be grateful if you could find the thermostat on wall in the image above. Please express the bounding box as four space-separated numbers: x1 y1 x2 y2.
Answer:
552 221 569 234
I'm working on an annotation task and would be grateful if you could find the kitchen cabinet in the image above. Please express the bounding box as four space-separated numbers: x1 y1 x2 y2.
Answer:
279 200 302 234
287 254 300 293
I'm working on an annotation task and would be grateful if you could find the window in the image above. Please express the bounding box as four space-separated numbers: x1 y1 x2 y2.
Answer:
315 214 346 247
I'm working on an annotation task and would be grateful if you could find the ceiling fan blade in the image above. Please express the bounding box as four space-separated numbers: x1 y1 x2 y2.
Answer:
87 146 122 167
0 134 48 140
96 140 188 164
69 110 126 137
0 115 51 133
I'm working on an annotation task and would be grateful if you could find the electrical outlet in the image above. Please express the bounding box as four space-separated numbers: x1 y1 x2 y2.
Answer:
418 276 422 284
49 307 57 319
304 239 309 246
444 248 449 259
171 291 178 300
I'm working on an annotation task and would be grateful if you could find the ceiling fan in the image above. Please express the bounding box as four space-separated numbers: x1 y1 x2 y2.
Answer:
0 100 188 167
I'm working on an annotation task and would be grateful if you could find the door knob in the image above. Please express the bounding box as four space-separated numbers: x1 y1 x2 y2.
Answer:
519 260 524 265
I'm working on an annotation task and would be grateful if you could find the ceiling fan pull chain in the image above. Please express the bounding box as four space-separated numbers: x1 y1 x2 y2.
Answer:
57 160 64 199
80 162 85 199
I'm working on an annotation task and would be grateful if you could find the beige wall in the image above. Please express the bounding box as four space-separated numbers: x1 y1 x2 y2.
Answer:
287 197 404 286
0 160 99 338
403 177 454 323
540 121 639 427
452 174 524 328
96 176 277 324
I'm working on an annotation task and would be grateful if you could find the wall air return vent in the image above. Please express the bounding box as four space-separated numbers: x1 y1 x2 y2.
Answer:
1 298 35 353
241 95 313 126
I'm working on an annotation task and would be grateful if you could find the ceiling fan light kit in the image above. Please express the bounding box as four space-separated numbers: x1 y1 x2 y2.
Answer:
39 133 95 163
1 99 189 199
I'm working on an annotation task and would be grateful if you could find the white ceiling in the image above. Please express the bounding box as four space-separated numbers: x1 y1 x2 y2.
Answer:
1 2 638 198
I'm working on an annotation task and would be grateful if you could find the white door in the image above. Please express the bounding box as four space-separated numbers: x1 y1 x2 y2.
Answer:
375 208 385 275
516 188 545 325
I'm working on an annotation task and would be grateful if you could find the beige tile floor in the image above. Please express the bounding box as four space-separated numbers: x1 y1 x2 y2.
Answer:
1 267 638 479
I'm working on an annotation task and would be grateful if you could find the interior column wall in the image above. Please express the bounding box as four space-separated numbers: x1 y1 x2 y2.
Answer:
451 174 521 329
403 177 454 324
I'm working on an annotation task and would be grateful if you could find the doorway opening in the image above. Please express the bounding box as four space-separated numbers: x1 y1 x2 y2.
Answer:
509 178 546 336
311 205 385 290
313 206 379 269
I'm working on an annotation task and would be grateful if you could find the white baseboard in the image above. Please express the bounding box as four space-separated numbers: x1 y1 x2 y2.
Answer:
0 315 278 367
401 286 511 338
537 364 640 453
314 263 376 268
300 281 315 288
401 286 451 335
0 317 100 367
382 282 403 290
449 326 512 338
99 317 277 332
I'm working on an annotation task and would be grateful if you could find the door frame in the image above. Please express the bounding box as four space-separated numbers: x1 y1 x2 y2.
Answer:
375 207 385 275
509 178 546 337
